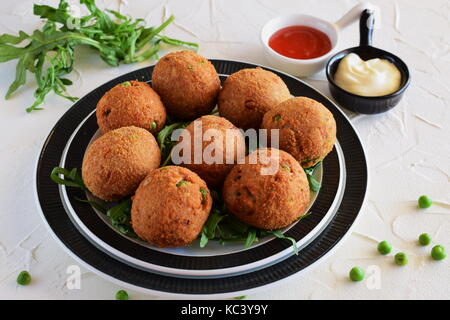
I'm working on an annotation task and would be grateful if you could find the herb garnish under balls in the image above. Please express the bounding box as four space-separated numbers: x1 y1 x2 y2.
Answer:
131 166 212 247
223 148 310 230
218 67 291 129
152 51 221 121
261 97 336 168
176 115 246 188
82 126 161 201
96 80 166 134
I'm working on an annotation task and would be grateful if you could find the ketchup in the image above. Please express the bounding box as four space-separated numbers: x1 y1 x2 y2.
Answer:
268 26 332 60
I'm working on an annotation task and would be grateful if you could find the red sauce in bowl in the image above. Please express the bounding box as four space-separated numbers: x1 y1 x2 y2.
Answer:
268 25 332 60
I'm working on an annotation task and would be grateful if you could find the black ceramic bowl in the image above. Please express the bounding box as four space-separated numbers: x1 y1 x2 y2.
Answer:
326 9 411 114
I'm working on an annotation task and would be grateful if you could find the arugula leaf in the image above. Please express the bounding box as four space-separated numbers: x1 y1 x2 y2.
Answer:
0 0 198 112
270 230 299 255
0 31 29 45
6 55 28 99
51 166 137 237
244 228 258 248
50 167 86 189
106 198 137 237
157 121 190 166
304 162 322 192
203 209 226 239
199 231 209 248
74 197 107 214
33 0 71 24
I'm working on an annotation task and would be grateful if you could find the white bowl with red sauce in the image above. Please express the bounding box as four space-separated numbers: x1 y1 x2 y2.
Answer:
260 3 374 77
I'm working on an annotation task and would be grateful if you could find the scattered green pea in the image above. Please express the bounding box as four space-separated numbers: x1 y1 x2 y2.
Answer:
418 233 432 246
151 121 157 130
115 290 129 300
273 114 281 122
418 195 432 208
394 252 408 266
431 245 446 261
377 240 392 255
349 267 365 282
187 64 194 70
16 271 31 286
121 81 131 87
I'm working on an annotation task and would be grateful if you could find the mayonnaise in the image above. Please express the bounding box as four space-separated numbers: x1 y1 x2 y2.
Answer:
334 53 401 97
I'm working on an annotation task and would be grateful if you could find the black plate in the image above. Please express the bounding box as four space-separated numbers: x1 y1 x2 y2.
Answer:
35 59 367 295
59 80 341 274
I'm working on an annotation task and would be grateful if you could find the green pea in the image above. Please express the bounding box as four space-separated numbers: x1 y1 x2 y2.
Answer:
176 180 188 187
200 188 208 204
418 195 432 208
431 245 446 261
377 240 392 255
394 252 408 266
418 233 432 246
115 290 129 300
151 121 157 130
349 267 365 282
121 81 131 87
16 271 31 286
273 114 281 122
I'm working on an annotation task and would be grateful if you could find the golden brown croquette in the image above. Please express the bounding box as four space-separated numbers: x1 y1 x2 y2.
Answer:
175 115 246 188
223 148 310 230
131 166 212 247
152 51 221 121
96 80 166 134
218 68 291 129
82 126 161 201
261 97 336 168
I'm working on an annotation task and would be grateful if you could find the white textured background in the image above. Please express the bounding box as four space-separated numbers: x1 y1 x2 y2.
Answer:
0 0 448 300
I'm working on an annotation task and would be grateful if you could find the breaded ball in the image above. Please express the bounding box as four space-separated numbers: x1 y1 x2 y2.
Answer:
96 80 166 134
131 166 212 247
174 115 246 188
152 51 221 121
82 126 161 201
261 97 336 168
218 68 291 129
223 148 310 230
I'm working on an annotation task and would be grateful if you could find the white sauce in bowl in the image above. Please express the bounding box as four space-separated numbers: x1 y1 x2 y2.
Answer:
334 53 401 97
